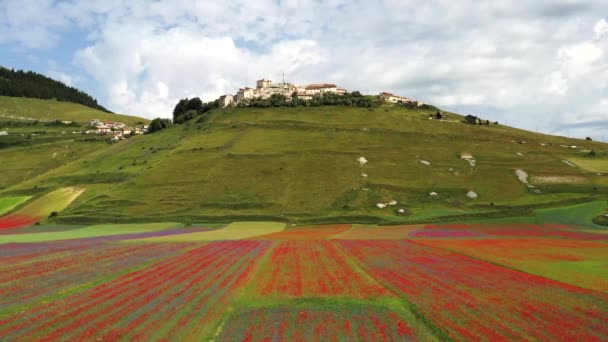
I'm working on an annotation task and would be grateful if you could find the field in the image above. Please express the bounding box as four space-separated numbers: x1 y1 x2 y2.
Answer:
0 196 29 215
0 188 83 230
0 217 606 341
2 104 607 225
1 99 608 339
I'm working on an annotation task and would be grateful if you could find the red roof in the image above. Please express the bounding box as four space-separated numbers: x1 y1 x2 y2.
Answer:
306 83 337 90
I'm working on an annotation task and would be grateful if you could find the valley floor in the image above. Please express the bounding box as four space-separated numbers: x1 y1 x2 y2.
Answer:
0 216 607 341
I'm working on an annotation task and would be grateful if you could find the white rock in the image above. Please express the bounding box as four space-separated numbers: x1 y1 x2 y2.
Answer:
604 213 608 217
562 160 577 168
516 152 523 156
461 154 476 167
570 146 577 149
515 169 528 183
534 189 542 194
388 200 398 206
357 157 368 165
376 203 387 209
420 160 431 166
361 173 368 178
397 208 406 213
466 190 478 199
429 192 439 196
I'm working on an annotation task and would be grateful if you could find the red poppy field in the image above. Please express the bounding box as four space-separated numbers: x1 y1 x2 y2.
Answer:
1 221 607 341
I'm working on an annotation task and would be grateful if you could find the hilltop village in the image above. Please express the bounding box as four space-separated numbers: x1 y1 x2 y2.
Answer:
217 79 425 107
87 119 148 141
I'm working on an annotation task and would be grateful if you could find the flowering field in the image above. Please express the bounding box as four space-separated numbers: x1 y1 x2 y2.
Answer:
216 304 426 341
0 220 607 341
337 239 608 341
250 240 389 298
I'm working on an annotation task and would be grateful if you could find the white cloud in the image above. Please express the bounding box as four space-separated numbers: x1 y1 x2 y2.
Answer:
74 22 327 117
3 0 608 140
47 71 74 86
594 18 608 39
559 42 603 65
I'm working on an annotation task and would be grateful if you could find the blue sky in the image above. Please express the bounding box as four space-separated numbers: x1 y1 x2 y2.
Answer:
1 0 607 141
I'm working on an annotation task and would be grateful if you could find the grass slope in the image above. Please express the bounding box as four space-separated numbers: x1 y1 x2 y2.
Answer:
0 96 148 189
0 196 30 215
0 96 146 125
3 105 608 224
11 187 84 218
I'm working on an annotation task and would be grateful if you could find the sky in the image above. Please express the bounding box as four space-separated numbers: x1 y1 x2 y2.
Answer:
1 0 607 140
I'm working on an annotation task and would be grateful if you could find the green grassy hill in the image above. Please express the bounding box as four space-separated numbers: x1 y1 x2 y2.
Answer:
0 96 149 190
0 96 146 125
4 104 607 225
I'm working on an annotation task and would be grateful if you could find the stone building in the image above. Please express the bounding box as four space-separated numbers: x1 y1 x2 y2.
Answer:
219 94 235 108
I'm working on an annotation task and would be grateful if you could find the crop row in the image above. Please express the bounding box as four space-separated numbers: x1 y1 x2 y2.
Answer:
0 242 192 312
253 240 389 298
0 215 37 230
0 240 271 340
218 305 418 341
337 239 608 341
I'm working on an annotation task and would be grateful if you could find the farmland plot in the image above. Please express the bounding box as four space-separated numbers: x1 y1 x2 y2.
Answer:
0 242 193 316
420 237 608 293
217 304 429 341
0 240 271 340
338 239 608 341
251 240 389 298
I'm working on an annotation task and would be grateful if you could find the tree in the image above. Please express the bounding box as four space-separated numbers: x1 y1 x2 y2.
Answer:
172 99 189 121
187 97 203 111
586 137 593 141
0 67 110 112
464 115 479 124
147 118 172 133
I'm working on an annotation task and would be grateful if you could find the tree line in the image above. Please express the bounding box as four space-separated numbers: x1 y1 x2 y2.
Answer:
172 97 219 124
0 66 110 112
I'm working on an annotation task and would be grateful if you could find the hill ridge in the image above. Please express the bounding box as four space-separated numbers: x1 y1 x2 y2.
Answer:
0 66 109 112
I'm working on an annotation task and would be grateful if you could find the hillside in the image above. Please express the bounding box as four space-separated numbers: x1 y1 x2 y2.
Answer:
0 96 146 125
4 104 607 225
0 96 148 190
0 67 109 112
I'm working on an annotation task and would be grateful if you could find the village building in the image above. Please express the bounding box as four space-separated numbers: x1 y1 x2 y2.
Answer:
96 125 111 134
305 83 338 95
295 92 314 101
219 94 235 108
221 78 354 106
380 92 424 106
236 87 255 102
380 92 412 103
